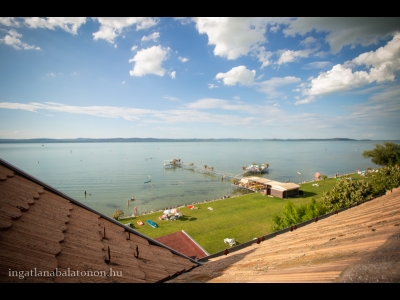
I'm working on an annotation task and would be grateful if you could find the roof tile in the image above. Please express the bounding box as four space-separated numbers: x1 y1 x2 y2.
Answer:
0 160 200 283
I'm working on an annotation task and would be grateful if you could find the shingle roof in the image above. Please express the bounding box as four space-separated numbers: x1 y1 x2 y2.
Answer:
154 230 209 260
0 159 200 283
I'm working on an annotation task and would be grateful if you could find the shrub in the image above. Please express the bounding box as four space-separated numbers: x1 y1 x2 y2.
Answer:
271 198 327 232
320 178 372 211
111 209 124 220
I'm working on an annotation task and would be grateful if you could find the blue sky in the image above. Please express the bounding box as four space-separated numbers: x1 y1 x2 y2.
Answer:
1 17 400 140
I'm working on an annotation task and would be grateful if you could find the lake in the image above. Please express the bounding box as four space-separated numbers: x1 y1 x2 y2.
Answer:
0 140 392 217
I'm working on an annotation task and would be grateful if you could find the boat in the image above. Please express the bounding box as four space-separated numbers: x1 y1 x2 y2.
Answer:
144 175 151 183
137 220 144 226
146 220 158 228
244 163 269 174
163 159 182 167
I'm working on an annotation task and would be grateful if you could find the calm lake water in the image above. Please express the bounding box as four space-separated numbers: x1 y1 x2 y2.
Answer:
0 140 393 217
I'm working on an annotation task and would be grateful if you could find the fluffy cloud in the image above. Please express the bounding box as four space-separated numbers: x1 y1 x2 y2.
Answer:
298 32 400 104
93 17 159 44
0 17 21 27
0 29 40 50
255 46 273 68
194 17 271 60
208 83 218 89
178 56 189 63
276 48 316 65
129 45 170 77
141 32 160 42
23 17 86 34
170 71 176 79
283 17 400 54
300 36 317 47
215 66 256 86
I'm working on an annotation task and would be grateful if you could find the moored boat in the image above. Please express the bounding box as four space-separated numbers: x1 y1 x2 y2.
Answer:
163 159 182 167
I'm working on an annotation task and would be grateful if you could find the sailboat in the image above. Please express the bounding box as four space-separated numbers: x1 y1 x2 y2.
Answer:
144 175 151 183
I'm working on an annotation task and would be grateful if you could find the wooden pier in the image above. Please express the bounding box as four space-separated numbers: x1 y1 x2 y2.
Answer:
177 162 249 180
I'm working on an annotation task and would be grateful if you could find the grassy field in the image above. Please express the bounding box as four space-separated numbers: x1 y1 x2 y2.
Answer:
120 173 374 254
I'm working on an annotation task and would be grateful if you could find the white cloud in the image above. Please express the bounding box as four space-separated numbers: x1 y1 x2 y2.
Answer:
23 17 86 34
298 32 400 104
178 56 189 63
131 45 138 51
170 71 176 79
0 100 281 127
92 17 159 44
255 46 273 68
208 83 218 89
141 32 160 42
129 45 170 77
174 17 193 25
300 36 317 47
47 72 56 76
185 98 257 114
0 17 21 27
194 17 270 60
121 81 126 84
256 76 301 98
303 61 332 70
276 48 316 65
283 17 400 53
0 29 40 50
314 51 328 58
215 66 256 86
164 96 180 102
335 85 400 136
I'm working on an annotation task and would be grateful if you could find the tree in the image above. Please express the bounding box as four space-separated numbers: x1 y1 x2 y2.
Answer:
371 165 400 194
111 209 124 220
362 142 400 166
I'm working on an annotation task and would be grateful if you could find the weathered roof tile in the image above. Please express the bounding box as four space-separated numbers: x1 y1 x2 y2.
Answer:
0 159 200 283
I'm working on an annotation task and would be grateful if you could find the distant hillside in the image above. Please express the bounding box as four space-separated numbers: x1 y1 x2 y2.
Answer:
0 137 369 143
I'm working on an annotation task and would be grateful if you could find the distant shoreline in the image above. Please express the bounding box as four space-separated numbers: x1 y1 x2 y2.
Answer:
0 138 374 143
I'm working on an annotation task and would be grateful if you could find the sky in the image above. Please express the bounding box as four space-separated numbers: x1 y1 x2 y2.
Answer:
1 17 400 140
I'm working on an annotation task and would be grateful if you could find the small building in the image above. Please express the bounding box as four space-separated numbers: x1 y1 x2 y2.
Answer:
237 176 300 199
154 230 209 260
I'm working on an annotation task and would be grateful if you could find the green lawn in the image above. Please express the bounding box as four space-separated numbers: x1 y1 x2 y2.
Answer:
120 173 375 254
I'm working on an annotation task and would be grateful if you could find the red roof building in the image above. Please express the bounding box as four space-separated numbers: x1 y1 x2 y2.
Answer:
155 230 209 260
